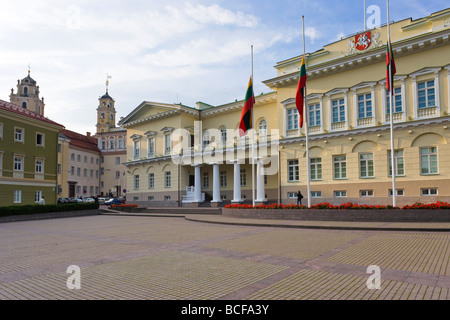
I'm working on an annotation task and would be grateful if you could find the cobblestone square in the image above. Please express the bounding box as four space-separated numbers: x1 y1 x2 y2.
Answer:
0 215 449 300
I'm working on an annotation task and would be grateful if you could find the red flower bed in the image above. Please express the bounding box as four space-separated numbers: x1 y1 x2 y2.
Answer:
224 201 450 210
110 204 138 208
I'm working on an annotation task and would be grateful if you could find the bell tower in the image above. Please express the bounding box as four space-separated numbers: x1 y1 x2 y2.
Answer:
10 67 45 116
96 75 116 134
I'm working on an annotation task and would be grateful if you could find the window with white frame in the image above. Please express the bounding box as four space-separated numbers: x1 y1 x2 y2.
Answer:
148 173 154 189
83 168 87 177
203 131 210 148
164 134 172 154
14 190 22 203
165 171 171 188
118 139 123 149
389 189 404 197
14 155 24 172
308 104 321 126
258 119 267 137
287 108 299 130
331 99 345 123
420 147 438 174
115 157 120 165
360 190 374 197
287 192 297 199
134 175 139 190
100 140 106 150
36 133 44 146
35 159 44 174
219 127 227 144
202 172 209 188
418 80 435 109
109 139 115 150
310 158 322 180
388 150 404 176
148 137 155 157
359 153 374 178
71 153 75 161
334 190 347 198
386 87 402 114
14 128 24 142
357 93 372 118
133 140 140 160
164 196 171 201
240 169 246 186
220 171 227 187
288 160 299 182
34 190 42 203
148 196 154 201
421 188 438 196
311 191 322 198
333 155 347 179
77 154 81 162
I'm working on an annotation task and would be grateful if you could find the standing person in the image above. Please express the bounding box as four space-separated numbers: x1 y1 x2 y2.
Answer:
39 196 45 205
297 191 303 205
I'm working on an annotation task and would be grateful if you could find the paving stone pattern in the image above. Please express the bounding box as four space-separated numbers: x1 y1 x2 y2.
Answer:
0 215 449 300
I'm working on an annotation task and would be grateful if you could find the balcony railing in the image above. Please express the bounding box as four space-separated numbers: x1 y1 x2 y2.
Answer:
417 106 437 119
357 117 374 127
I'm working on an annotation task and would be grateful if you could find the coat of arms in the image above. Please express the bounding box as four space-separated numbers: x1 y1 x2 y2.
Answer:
355 31 372 51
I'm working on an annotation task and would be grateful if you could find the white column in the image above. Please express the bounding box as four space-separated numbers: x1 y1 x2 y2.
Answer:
211 163 221 203
232 161 242 203
193 165 202 202
256 158 265 202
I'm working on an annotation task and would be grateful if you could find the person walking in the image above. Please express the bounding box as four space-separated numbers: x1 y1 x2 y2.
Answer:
297 190 303 205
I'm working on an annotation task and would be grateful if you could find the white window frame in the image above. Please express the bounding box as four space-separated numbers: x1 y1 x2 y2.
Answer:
14 190 22 204
389 189 404 197
34 190 43 203
202 172 209 188
134 175 139 190
148 173 154 189
308 103 321 127
420 147 438 175
35 158 44 174
14 155 24 172
311 191 322 198
360 190 374 197
36 132 45 147
164 134 172 155
133 140 140 160
334 190 347 198
220 171 227 188
288 160 299 182
14 127 24 143
147 137 155 158
388 150 405 177
165 171 171 188
310 158 322 181
333 155 347 179
421 188 438 196
359 153 374 178
240 168 246 187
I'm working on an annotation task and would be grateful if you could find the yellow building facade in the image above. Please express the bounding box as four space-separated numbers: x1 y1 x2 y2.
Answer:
120 8 450 207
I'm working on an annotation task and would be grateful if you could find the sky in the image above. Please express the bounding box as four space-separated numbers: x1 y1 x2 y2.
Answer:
0 0 447 134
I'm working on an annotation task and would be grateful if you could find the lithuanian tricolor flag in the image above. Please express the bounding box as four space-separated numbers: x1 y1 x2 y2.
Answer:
295 56 307 128
239 77 256 137
386 40 396 93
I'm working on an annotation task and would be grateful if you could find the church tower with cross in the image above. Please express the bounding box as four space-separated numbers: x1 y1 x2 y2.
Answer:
96 75 117 133
9 67 46 116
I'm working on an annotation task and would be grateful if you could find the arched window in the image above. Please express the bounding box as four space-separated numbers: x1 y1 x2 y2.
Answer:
100 113 105 119
258 119 267 137
23 87 28 96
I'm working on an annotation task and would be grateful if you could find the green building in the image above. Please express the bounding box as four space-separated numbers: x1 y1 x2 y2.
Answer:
0 99 64 206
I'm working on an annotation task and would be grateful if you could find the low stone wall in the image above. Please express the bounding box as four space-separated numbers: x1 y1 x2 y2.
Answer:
0 209 101 223
222 208 450 222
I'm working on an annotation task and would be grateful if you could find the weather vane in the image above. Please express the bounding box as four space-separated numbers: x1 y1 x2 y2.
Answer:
106 74 112 93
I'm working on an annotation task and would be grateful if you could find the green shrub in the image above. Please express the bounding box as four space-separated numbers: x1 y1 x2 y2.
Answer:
0 203 99 217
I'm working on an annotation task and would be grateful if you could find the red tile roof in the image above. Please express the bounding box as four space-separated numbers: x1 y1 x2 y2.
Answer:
0 99 64 128
60 129 100 153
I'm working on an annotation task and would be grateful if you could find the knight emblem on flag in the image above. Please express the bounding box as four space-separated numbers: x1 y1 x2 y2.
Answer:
355 31 372 51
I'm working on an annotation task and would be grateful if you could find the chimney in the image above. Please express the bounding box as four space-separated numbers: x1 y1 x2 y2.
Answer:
86 132 91 138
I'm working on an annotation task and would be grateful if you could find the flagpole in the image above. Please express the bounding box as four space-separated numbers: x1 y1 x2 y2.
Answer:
387 0 396 207
251 45 256 207
302 16 311 208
